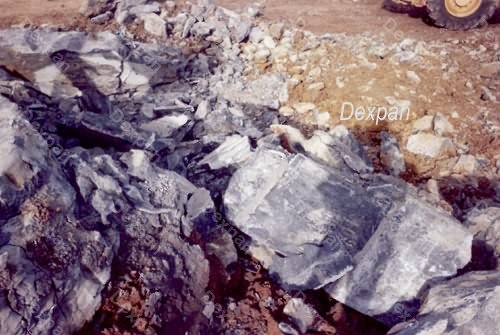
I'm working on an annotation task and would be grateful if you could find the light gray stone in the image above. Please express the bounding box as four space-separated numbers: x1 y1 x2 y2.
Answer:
434 112 455 136
225 127 471 325
283 298 317 333
198 135 253 169
380 132 405 176
464 207 500 258
406 133 455 158
389 271 500 335
142 13 167 38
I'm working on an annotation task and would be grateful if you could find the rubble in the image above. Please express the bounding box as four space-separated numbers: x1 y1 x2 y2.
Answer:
0 0 498 333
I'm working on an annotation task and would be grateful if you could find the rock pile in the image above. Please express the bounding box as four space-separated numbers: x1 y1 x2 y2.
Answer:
0 1 498 334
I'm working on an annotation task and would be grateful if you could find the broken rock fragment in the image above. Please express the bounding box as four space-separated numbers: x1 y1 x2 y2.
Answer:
389 271 500 335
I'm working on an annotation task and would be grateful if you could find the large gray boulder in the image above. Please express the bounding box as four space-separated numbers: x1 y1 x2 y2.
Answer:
223 128 472 325
389 271 500 335
0 29 185 99
0 96 116 335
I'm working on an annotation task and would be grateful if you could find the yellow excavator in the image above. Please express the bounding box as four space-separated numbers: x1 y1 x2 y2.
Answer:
384 0 498 30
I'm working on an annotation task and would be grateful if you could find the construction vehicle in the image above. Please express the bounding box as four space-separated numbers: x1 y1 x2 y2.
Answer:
383 0 498 30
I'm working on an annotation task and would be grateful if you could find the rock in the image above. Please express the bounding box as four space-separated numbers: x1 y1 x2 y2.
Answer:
389 271 500 335
191 21 213 37
140 114 190 138
406 133 455 158
453 154 478 174
433 112 455 136
406 70 421 84
142 13 167 38
270 125 373 173
254 48 271 62
129 3 161 16
278 322 299 335
245 2 264 17
80 0 115 18
283 298 317 333
269 22 285 40
197 135 254 169
279 106 295 117
412 115 434 132
293 102 316 114
479 62 500 78
307 82 325 92
464 207 500 258
0 96 115 335
480 86 497 102
224 127 471 325
90 11 113 24
216 73 288 110
195 100 211 120
380 132 406 176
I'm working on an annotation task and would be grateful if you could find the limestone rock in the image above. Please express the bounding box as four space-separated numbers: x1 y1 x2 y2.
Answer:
283 298 317 333
464 207 500 259
406 133 455 158
389 271 500 335
225 127 471 325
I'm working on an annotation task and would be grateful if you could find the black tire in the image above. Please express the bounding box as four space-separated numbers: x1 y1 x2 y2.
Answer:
426 0 497 30
383 0 414 13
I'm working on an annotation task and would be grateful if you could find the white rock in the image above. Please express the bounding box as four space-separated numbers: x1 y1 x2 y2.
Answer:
254 48 271 62
412 115 434 132
406 133 455 158
434 112 455 136
293 102 316 114
142 13 166 38
453 155 477 174
406 70 421 84
283 298 316 333
307 82 325 91
195 100 210 120
262 35 276 49
279 106 295 117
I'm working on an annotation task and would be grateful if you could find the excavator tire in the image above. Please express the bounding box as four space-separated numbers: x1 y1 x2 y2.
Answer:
426 0 497 30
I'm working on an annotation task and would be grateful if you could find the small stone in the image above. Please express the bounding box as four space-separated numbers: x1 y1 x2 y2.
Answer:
191 21 213 37
406 70 421 84
480 86 497 102
406 133 455 158
433 112 455 136
262 35 276 49
426 179 440 195
335 77 345 88
380 132 405 176
195 100 210 120
249 27 265 44
90 11 113 25
314 111 331 125
479 62 500 78
279 106 295 117
453 155 477 174
142 13 166 38
307 82 325 91
293 102 316 114
254 48 271 62
269 22 285 40
246 2 264 17
283 298 316 333
412 115 434 132
278 322 299 335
